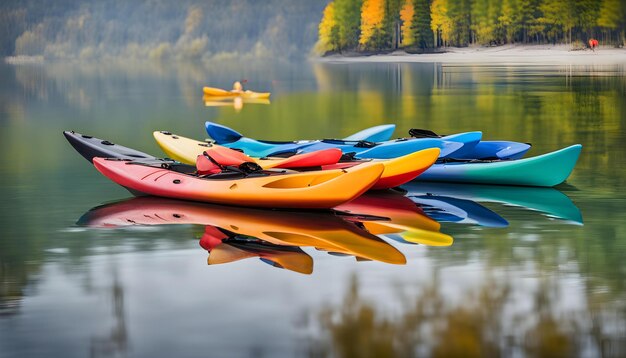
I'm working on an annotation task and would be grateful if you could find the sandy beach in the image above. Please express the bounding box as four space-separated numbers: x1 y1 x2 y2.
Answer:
319 44 626 65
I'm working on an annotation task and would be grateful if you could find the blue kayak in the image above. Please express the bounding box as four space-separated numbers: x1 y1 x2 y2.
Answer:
374 128 532 160
205 121 477 159
409 129 532 160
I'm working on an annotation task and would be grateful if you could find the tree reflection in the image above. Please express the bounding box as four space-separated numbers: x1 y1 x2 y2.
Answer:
307 274 625 358
90 269 129 358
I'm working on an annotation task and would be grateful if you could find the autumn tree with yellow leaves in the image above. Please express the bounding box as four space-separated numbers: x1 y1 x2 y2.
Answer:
431 0 452 46
317 2 340 52
360 0 386 47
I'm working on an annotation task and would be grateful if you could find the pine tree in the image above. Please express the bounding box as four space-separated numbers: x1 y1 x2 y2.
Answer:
412 0 434 48
448 0 471 46
383 0 403 49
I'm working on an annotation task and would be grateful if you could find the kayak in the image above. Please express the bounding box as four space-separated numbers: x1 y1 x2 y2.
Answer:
78 196 406 264
153 131 440 190
418 144 582 187
153 131 343 168
403 182 582 224
66 129 344 168
203 86 271 99
92 157 384 208
205 121 467 159
66 130 438 191
64 130 155 162
407 128 532 160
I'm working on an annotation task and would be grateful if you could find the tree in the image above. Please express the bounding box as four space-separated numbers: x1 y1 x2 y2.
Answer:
539 0 575 43
498 0 520 43
399 0 415 46
470 0 502 45
448 0 471 46
597 0 625 44
318 2 340 52
335 0 363 49
431 0 452 46
382 0 403 49
412 0 434 48
360 0 385 47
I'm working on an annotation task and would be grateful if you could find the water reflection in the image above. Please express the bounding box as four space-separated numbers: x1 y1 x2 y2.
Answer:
74 185 583 276
90 269 128 358
305 274 626 358
404 182 583 225
77 193 447 268
203 96 270 113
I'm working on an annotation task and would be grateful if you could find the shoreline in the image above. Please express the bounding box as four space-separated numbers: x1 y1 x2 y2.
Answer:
317 44 626 65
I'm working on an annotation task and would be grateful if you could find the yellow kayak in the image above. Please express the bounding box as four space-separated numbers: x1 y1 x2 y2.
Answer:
153 131 440 190
202 86 271 99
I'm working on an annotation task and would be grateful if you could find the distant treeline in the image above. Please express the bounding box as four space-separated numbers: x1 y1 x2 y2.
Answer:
316 0 626 53
0 0 326 60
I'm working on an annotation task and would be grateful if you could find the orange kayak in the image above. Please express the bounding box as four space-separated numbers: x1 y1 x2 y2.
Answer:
92 157 384 208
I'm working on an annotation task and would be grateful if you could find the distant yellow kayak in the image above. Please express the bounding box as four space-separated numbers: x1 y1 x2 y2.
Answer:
203 86 271 99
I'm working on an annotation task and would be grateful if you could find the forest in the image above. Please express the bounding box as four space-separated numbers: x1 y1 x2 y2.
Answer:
0 0 326 60
316 0 626 53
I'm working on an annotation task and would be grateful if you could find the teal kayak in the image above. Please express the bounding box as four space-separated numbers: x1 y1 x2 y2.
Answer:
417 144 582 187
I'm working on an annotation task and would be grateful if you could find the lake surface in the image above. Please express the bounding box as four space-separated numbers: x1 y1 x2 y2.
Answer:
1 59 625 357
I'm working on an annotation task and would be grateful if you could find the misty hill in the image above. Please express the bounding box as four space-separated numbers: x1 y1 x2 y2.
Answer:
0 0 328 60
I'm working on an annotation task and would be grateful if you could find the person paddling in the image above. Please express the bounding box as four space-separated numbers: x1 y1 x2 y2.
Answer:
232 79 247 93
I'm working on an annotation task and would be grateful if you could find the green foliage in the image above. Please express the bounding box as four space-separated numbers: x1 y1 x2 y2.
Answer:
335 0 364 49
412 0 434 48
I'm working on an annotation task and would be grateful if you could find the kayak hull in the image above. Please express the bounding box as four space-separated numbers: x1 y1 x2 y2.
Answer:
92 158 384 208
64 131 155 162
417 145 582 187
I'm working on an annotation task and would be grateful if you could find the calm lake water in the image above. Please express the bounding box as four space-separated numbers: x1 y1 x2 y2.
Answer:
1 59 625 357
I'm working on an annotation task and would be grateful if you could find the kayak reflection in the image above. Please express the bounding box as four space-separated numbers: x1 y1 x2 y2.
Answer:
402 182 583 225
335 191 454 246
203 95 270 112
199 226 314 274
78 196 410 266
77 192 465 272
